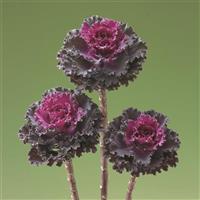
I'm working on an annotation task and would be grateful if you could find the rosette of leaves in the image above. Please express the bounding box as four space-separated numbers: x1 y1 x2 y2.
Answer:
105 108 180 176
57 15 147 91
18 87 102 166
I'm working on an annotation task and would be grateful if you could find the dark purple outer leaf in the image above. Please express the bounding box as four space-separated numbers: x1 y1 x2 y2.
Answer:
105 108 180 176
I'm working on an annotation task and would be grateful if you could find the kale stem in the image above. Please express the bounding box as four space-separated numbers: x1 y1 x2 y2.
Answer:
99 88 108 200
125 175 137 200
65 160 79 200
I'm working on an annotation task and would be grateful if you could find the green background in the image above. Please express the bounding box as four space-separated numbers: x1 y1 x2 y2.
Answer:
1 0 199 199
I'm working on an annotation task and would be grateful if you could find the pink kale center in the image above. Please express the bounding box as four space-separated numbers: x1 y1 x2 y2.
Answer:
80 19 125 59
34 92 86 134
125 114 165 151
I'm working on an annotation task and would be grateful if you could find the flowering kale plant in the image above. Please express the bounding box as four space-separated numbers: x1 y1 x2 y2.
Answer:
57 15 147 91
18 16 180 200
19 87 101 166
105 108 180 177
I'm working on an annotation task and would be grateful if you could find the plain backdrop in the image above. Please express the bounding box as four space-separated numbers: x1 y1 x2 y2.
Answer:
1 0 199 199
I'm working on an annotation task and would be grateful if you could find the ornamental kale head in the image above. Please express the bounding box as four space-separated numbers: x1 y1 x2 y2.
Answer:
105 108 180 176
57 16 147 91
18 87 102 166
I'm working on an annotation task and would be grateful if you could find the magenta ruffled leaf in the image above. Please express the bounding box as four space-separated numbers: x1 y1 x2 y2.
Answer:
105 108 180 176
57 15 147 91
18 87 102 166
